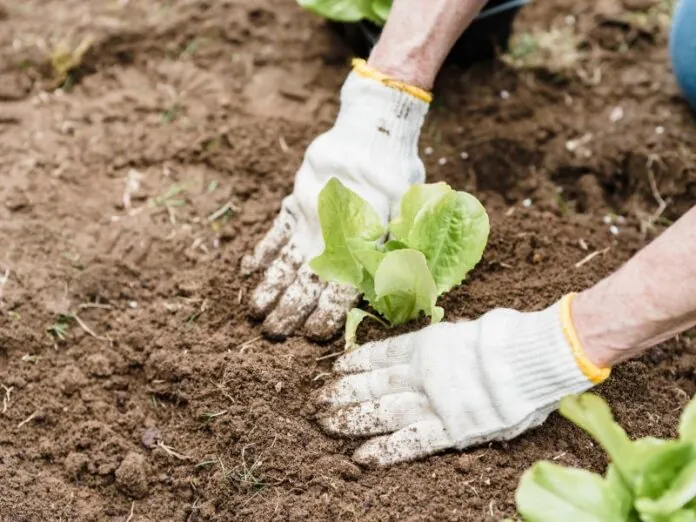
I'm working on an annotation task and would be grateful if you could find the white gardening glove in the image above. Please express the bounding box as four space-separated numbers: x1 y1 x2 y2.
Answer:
317 294 611 466
242 61 431 340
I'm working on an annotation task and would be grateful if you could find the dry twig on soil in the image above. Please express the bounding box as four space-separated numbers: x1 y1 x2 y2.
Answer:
1 384 13 414
575 247 611 269
237 336 262 354
0 267 9 305
156 440 192 461
126 502 135 522
17 409 40 428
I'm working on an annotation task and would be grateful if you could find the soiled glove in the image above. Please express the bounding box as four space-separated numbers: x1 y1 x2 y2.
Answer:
242 61 430 340
317 294 611 466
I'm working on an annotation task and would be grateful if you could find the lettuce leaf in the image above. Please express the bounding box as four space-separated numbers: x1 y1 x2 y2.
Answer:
559 394 638 483
516 393 696 521
296 0 385 24
372 249 443 325
371 0 391 21
390 182 452 241
680 398 696 443
400 188 489 294
344 308 386 351
636 459 696 517
310 177 385 288
516 461 634 522
309 178 487 346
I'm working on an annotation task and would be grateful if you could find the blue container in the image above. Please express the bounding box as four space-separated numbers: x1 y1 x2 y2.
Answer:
332 0 530 66
670 0 696 109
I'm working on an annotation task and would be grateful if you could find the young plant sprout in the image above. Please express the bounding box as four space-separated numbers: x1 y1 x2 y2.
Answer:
310 178 489 348
298 0 392 24
515 393 696 521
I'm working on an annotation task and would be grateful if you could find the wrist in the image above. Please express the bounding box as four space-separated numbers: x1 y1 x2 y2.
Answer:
475 305 598 413
366 52 435 92
571 290 629 368
352 59 432 104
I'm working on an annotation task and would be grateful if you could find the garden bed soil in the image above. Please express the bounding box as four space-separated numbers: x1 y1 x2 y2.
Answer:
1 0 695 520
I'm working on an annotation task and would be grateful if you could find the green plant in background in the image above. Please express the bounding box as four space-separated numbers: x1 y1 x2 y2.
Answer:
515 393 696 521
297 0 391 25
310 178 489 348
50 35 94 89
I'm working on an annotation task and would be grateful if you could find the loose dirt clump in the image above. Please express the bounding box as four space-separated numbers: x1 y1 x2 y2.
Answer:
115 452 150 499
1 0 695 520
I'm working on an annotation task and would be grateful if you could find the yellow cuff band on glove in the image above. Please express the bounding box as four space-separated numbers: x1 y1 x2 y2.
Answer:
352 58 433 104
561 293 611 384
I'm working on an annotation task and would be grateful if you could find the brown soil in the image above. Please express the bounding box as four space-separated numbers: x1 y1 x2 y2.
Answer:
1 0 695 520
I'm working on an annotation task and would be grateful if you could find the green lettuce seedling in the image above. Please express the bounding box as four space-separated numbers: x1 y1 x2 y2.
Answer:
310 178 489 348
297 0 392 25
515 393 696 522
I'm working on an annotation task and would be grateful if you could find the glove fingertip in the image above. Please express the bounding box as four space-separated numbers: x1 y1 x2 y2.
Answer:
316 411 341 436
304 316 342 342
240 254 257 276
352 438 393 468
332 352 365 374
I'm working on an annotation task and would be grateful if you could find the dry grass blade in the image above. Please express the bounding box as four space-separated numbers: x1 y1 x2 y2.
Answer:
1 384 13 414
315 351 343 362
575 247 611 269
237 336 262 354
207 201 238 222
156 440 192 461
0 267 9 304
73 314 112 344
126 501 135 522
17 409 40 428
77 302 112 311
50 35 94 83
640 154 671 235
123 169 143 210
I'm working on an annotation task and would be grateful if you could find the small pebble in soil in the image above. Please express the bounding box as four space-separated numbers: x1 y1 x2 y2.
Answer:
565 14 576 25
438 157 447 166
460 151 469 160
609 106 624 123
85 353 113 377
522 198 532 208
424 146 433 155
314 455 362 480
617 215 626 224
141 427 163 449
454 454 472 473
115 452 149 499
609 225 620 236
128 301 138 309
275 381 283 393
55 365 88 396
64 452 90 478
500 90 510 100
602 214 612 224
655 126 665 135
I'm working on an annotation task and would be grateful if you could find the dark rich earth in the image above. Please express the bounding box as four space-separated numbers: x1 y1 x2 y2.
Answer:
1 0 695 520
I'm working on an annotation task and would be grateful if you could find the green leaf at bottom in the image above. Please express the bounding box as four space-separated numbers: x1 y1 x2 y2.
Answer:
344 308 387 351
516 461 632 522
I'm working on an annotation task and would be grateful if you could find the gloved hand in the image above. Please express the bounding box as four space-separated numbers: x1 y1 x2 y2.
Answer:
242 60 431 340
317 294 611 466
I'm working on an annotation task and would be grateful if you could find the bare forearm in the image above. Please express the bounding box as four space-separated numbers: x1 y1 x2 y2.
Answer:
574 206 696 367
367 0 488 89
